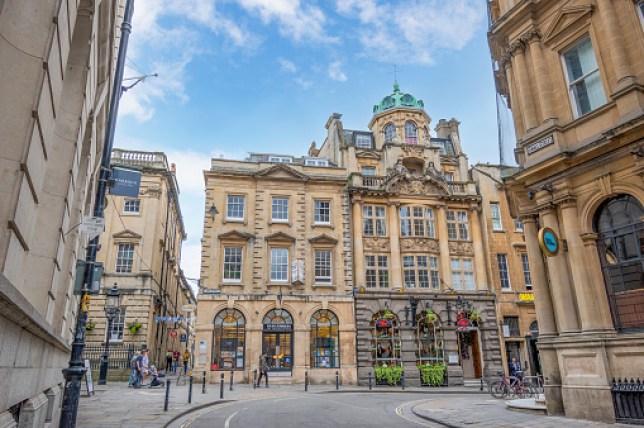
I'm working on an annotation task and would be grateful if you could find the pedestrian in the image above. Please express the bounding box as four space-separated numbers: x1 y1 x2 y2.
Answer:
128 350 140 387
182 349 191 374
256 353 270 388
509 357 522 379
135 349 148 388
173 349 180 373
165 350 173 372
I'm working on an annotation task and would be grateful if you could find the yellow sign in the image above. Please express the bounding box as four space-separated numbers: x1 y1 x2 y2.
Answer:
519 292 534 302
81 294 91 312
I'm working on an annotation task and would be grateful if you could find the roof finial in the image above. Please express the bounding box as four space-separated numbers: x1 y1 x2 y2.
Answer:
390 64 402 92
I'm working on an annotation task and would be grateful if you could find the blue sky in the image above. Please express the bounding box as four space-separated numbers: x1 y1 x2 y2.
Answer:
115 0 515 283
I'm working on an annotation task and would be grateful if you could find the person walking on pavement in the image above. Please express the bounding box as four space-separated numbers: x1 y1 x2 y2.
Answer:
165 350 173 372
173 349 180 373
182 349 191 374
135 349 148 388
128 350 140 387
257 352 270 388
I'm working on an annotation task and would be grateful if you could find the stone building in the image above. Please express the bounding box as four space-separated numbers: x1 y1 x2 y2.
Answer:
489 0 644 422
195 153 357 385
472 164 539 377
0 0 124 425
87 149 194 371
323 85 503 387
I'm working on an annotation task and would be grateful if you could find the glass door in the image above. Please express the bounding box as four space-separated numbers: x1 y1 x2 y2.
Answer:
263 332 293 371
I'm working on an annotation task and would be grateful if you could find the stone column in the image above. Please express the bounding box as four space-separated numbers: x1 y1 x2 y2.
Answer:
352 196 365 287
388 202 403 290
436 205 452 289
469 206 487 290
503 59 525 137
560 200 606 332
580 232 615 331
527 32 556 122
540 207 580 334
511 41 538 130
523 217 557 336
597 0 634 87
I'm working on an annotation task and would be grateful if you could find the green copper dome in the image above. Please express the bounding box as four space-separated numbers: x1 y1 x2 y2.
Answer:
373 83 425 114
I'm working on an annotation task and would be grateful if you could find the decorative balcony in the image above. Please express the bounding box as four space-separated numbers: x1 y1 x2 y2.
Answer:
111 148 169 170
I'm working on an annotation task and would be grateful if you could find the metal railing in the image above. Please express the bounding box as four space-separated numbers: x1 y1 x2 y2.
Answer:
612 378 644 424
82 343 137 370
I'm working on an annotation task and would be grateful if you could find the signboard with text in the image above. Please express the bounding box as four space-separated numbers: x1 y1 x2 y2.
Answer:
110 167 141 198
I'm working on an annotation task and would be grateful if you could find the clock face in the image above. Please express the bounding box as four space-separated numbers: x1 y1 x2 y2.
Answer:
538 227 559 257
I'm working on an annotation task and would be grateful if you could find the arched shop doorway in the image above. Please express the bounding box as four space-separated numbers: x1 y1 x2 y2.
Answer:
262 309 293 373
211 308 245 371
456 310 482 379
416 310 446 386
526 320 541 376
371 311 402 385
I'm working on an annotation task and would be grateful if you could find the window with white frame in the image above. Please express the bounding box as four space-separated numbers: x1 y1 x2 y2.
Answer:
268 156 292 163
108 309 126 341
498 254 511 290
429 256 440 289
223 247 243 281
405 121 418 144
270 248 289 282
451 257 475 290
384 123 396 143
521 254 532 290
491 203 503 231
305 158 329 166
562 36 606 117
116 243 134 273
314 200 331 224
446 210 469 240
355 134 373 149
314 250 332 283
514 219 524 232
123 199 141 213
365 255 389 288
362 166 376 176
403 255 430 288
226 195 245 220
272 197 289 222
363 205 386 236
400 206 435 238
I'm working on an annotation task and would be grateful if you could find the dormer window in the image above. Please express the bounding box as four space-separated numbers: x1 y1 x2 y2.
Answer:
355 134 373 149
304 158 329 166
405 121 418 144
269 156 292 163
384 123 396 144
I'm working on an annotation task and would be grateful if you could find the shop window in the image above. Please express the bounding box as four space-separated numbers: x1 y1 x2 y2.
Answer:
562 36 606 117
446 210 469 240
115 243 134 273
212 309 245 371
365 255 389 288
310 310 339 368
371 311 401 370
400 206 435 238
594 195 644 331
416 311 444 385
363 205 386 236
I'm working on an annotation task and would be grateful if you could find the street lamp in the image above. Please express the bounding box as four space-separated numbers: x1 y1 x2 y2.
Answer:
98 284 121 385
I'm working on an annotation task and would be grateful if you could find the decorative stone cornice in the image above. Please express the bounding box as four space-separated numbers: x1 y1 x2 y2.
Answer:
265 231 296 243
448 241 474 256
580 232 599 247
308 234 338 245
363 237 391 252
400 237 439 252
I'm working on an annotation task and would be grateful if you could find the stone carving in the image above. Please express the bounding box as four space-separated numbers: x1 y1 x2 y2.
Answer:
363 237 390 251
400 237 439 252
386 177 448 196
140 186 162 198
401 145 425 157
448 241 474 255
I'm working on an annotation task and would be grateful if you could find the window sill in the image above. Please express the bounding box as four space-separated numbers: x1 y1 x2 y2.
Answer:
269 220 291 226
122 212 142 216
223 218 245 225
313 223 333 229
312 283 336 289
493 229 505 233
222 281 243 285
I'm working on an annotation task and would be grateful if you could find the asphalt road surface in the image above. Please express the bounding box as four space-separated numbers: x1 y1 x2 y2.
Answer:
173 393 443 427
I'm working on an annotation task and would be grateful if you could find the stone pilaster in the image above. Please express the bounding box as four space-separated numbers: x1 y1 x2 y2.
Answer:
352 196 365 287
580 232 615 331
510 41 538 130
526 30 556 122
503 59 525 137
436 205 451 289
469 206 487 290
388 202 403 290
597 0 634 88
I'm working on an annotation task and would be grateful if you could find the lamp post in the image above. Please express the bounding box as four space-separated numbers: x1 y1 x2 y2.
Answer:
98 284 121 385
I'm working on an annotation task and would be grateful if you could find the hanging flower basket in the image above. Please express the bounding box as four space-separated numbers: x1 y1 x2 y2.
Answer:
383 309 396 320
85 320 96 332
425 310 438 325
127 320 142 335
468 310 482 324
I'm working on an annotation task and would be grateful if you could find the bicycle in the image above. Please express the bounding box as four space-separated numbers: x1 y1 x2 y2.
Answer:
489 370 536 399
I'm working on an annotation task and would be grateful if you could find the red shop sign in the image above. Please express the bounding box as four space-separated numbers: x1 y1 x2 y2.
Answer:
457 318 471 329
375 318 392 328
170 330 178 339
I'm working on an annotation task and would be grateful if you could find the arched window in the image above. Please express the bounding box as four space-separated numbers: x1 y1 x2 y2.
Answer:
405 121 418 144
371 311 401 367
212 309 245 371
310 310 339 368
263 308 293 325
529 320 539 336
594 195 644 331
416 311 444 365
262 309 293 370
384 123 396 143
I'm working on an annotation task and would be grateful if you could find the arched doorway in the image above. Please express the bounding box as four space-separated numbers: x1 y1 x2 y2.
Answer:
211 309 245 371
416 310 446 386
526 320 541 376
262 309 293 372
594 195 644 331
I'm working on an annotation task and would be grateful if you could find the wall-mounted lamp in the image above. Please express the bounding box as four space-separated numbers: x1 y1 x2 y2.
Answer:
209 204 219 220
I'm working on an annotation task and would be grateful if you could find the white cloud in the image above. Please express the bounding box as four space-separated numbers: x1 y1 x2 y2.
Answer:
278 58 297 74
236 0 337 43
335 0 485 65
294 77 313 89
328 61 347 82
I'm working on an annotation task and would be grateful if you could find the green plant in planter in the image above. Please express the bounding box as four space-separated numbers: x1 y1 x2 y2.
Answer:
425 309 438 325
85 320 96 331
418 363 447 386
374 365 403 385
383 308 396 320
127 320 142 335
468 310 482 324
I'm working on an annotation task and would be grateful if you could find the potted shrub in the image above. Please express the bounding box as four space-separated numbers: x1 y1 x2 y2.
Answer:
374 365 403 386
127 320 143 335
418 363 447 386
468 309 482 325
85 320 96 332
383 308 396 320
425 309 438 325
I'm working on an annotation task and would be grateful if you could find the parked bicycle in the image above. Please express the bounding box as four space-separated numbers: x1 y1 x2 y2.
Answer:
489 370 537 399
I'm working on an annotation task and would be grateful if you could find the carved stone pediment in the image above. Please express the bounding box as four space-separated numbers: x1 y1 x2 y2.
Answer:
265 231 296 242
385 174 449 196
363 237 390 251
113 229 142 240
218 230 254 241
308 234 338 245
356 151 381 160
448 241 474 256
255 164 309 181
543 5 593 45
400 237 439 252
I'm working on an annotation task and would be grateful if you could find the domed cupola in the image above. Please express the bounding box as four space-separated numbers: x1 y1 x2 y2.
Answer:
373 82 425 115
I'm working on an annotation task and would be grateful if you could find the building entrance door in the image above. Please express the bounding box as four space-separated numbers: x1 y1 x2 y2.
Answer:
262 332 292 371
458 330 482 379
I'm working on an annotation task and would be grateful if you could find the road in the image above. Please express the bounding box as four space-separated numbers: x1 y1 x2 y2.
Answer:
172 392 443 428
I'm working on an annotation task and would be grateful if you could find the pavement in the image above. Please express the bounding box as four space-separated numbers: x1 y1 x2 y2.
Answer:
76 373 626 427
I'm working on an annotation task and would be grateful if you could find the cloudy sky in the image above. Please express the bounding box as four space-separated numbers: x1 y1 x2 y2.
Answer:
114 0 515 285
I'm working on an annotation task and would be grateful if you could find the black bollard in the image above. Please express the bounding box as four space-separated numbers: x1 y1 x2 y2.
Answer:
336 370 339 390
253 369 257 389
164 379 171 412
188 374 193 403
401 370 405 390
480 377 484 391
220 373 224 399
305 370 309 392
230 369 234 391
202 371 206 394
368 372 372 390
